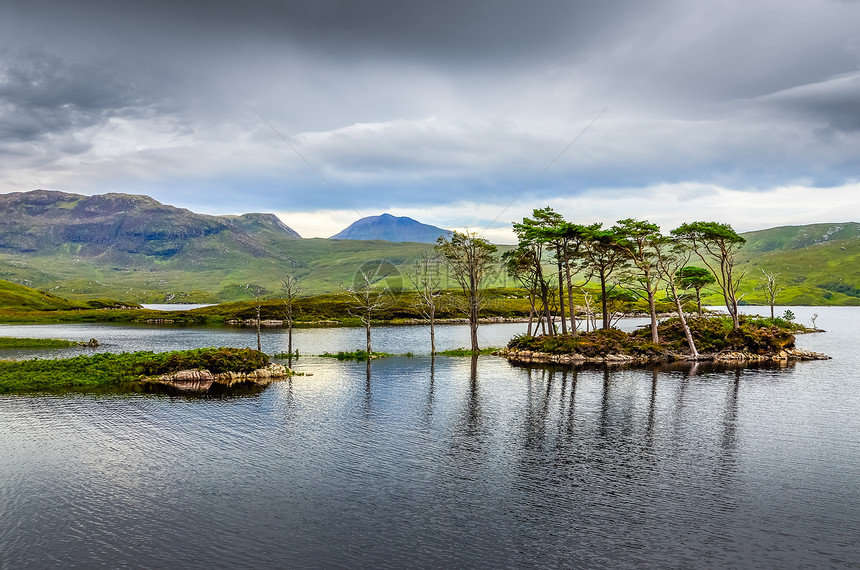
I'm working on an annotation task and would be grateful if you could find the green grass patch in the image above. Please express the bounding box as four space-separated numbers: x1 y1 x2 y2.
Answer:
0 337 81 349
0 347 270 393
436 347 498 357
318 350 392 361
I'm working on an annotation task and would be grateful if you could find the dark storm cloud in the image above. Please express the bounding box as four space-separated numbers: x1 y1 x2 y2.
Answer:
758 73 860 133
0 0 859 231
0 50 154 143
0 0 636 64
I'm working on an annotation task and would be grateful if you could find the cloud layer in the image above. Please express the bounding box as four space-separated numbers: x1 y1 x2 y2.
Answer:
1 0 858 239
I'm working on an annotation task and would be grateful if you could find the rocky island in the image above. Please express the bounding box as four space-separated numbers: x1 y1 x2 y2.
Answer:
0 347 289 394
496 315 830 366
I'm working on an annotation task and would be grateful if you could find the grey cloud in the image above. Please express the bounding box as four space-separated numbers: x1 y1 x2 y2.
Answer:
1 0 640 65
757 73 860 133
0 50 155 145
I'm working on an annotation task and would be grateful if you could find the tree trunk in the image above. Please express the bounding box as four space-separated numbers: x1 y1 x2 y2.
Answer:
526 305 534 337
647 287 659 343
600 270 610 330
672 290 698 357
565 263 577 336
256 302 262 352
469 297 480 352
556 258 567 334
287 320 293 367
430 309 436 355
365 316 372 355
695 290 703 316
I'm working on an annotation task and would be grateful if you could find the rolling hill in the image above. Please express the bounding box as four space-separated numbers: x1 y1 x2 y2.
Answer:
0 190 857 305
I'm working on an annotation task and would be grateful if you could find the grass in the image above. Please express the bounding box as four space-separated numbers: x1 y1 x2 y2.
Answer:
0 337 82 349
436 347 498 356
0 347 270 393
0 222 858 307
319 350 392 361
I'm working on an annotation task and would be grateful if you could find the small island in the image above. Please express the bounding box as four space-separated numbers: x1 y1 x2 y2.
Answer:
497 315 830 365
0 347 288 394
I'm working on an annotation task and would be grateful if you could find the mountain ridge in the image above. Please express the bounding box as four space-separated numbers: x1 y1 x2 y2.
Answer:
331 213 453 243
0 190 857 304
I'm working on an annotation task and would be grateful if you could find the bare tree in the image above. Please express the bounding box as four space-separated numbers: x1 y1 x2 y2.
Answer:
406 252 444 355
342 268 389 356
247 284 269 352
580 288 598 333
281 275 301 363
655 241 699 357
758 270 784 320
436 231 498 352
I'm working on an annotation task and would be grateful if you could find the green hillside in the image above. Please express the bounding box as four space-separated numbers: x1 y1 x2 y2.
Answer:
0 279 90 311
701 223 860 306
0 190 856 305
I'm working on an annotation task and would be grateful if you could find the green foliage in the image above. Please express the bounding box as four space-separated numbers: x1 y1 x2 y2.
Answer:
0 347 270 393
782 309 795 322
0 337 80 349
817 282 860 298
677 266 715 289
437 347 497 356
641 316 799 354
672 221 746 246
319 350 391 361
509 329 665 358
511 315 803 357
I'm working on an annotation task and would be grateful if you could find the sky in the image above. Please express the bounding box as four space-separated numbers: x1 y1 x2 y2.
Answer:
1 0 859 243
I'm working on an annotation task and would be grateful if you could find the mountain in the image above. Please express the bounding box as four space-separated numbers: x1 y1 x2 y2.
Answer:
0 190 300 264
331 213 453 243
219 213 302 240
0 190 435 301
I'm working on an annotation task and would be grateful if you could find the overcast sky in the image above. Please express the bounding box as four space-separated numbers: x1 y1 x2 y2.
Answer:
1 0 859 241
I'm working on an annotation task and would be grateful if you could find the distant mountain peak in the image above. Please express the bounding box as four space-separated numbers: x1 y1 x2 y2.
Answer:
330 213 453 243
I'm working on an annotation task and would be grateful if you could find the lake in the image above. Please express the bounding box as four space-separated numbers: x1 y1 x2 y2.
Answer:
1 307 858 568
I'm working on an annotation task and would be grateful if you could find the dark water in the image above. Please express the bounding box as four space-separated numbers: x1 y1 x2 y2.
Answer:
1 308 858 568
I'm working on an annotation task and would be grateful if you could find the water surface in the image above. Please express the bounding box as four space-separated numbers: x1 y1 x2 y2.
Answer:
0 307 858 567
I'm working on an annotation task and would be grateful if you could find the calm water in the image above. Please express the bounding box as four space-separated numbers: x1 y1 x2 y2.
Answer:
1 307 858 568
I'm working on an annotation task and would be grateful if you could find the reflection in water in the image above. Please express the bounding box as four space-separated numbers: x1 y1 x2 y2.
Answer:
450 355 484 464
1 343 855 569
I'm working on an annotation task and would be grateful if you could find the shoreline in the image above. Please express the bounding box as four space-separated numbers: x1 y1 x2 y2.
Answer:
496 346 831 366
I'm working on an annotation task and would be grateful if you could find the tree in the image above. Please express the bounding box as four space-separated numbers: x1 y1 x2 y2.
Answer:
512 209 560 335
281 275 300 364
247 284 270 352
435 231 498 352
579 224 630 330
614 218 664 342
342 268 389 356
655 239 699 357
758 270 784 320
677 266 715 316
502 245 542 336
671 221 746 330
406 252 444 355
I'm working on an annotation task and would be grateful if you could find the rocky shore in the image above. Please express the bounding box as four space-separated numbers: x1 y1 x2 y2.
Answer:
144 363 289 392
496 347 831 366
